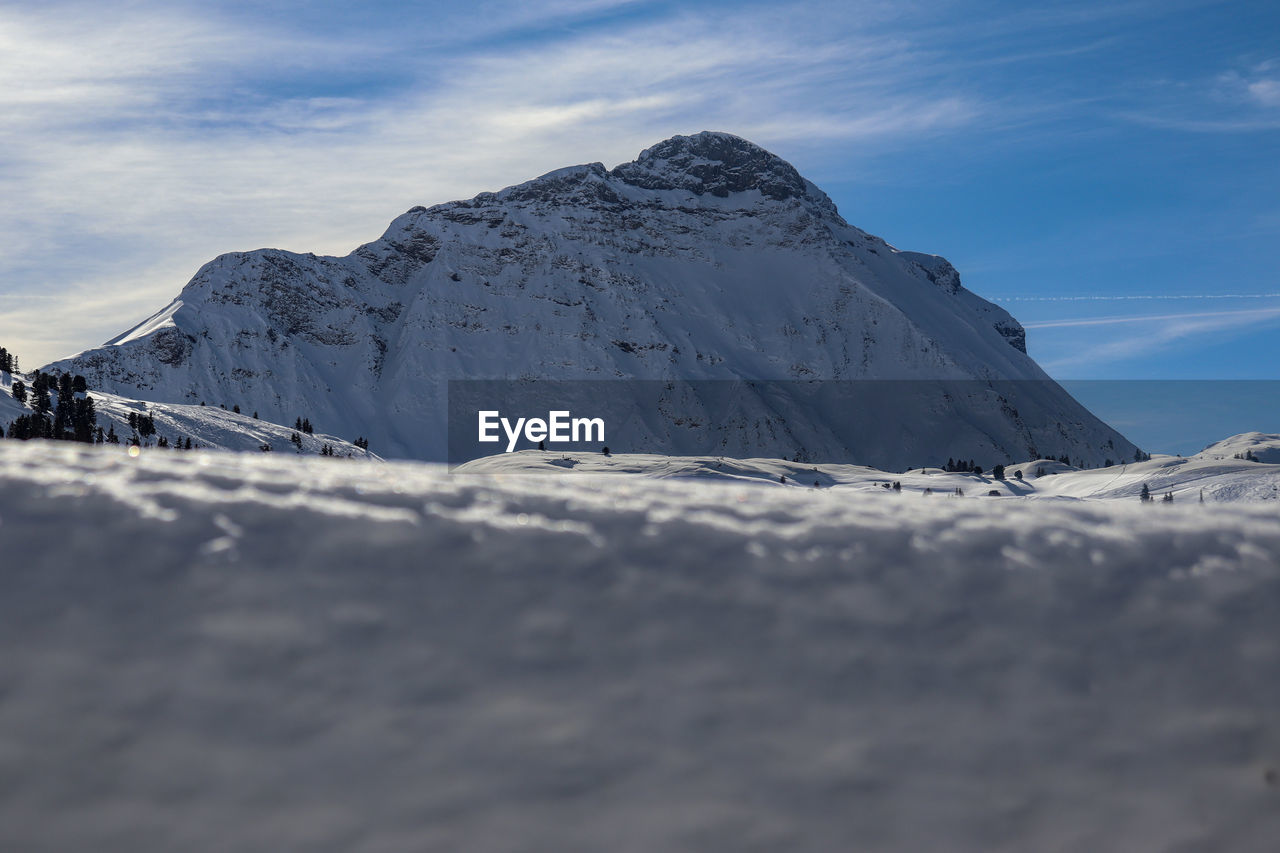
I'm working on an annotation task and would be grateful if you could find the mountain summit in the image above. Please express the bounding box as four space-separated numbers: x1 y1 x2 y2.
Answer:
48 132 1135 465
612 131 821 203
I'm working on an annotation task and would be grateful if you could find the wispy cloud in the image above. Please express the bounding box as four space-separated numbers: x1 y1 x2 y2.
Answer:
1001 293 1280 303
1026 307 1280 329
1037 307 1280 372
0 1 988 365
1114 59 1280 133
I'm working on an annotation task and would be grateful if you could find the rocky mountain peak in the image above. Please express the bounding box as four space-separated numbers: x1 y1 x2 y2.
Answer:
610 131 813 203
45 133 1131 465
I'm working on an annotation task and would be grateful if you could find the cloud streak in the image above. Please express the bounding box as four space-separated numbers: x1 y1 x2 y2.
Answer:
1037 307 1280 373
1026 307 1280 329
0 1 991 365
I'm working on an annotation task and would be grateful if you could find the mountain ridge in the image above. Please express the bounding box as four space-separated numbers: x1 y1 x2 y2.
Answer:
46 131 1136 465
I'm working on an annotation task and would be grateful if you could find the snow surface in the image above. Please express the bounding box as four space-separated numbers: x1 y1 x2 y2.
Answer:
2 441 1278 850
458 437 1280 503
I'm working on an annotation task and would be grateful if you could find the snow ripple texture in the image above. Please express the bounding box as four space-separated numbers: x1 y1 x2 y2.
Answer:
1 442 1278 851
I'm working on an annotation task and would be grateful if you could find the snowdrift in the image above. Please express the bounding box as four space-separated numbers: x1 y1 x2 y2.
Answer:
1 442 1278 850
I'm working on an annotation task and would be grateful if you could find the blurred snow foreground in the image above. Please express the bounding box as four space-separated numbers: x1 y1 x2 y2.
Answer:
1 442 1279 851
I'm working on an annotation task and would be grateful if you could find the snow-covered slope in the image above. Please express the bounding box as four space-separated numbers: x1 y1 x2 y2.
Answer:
48 132 1135 466
89 391 376 457
1197 431 1280 464
459 435 1280 502
0 370 27 426
1 442 1277 850
1 369 372 457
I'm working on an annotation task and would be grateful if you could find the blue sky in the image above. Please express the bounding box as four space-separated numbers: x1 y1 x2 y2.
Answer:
2 0 1278 387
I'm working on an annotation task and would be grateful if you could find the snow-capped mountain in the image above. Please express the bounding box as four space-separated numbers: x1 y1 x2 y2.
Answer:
47 132 1136 466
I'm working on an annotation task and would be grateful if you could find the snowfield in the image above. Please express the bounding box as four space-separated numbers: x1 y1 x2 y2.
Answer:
460 442 1280 503
2 441 1279 850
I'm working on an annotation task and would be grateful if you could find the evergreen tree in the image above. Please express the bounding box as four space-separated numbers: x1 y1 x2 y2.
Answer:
32 385 51 415
1140 483 1151 503
72 396 96 443
992 464 1005 480
11 379 25 404
7 413 52 440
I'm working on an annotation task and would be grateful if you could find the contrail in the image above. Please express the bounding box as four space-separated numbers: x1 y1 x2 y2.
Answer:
1024 307 1280 329
993 293 1280 302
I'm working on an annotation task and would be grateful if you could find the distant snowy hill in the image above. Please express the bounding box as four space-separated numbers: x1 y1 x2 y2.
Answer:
1197 431 1280 464
47 132 1135 466
459 434 1280 502
1 442 1277 850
